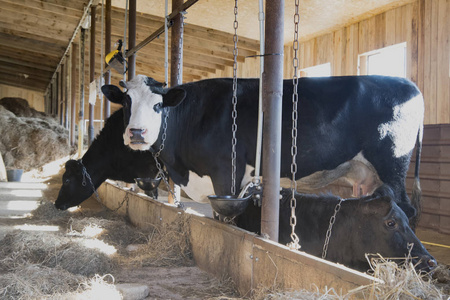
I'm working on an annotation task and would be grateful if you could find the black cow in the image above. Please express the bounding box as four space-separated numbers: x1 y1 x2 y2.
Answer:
236 186 436 272
55 109 160 210
101 75 424 226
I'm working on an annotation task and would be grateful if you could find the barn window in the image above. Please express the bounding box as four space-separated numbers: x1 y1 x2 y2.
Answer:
300 62 331 77
359 42 407 77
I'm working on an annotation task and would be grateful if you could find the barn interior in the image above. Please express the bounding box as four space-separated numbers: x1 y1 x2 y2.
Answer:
0 0 449 298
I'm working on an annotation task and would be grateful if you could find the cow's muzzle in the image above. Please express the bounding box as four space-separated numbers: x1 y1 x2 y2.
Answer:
414 255 438 273
129 128 148 144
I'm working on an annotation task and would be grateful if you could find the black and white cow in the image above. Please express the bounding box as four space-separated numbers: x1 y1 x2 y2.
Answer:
235 186 436 272
55 109 160 210
101 75 424 226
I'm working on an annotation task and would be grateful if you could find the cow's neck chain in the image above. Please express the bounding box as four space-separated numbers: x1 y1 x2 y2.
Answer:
322 198 344 259
79 159 132 212
151 108 181 206
79 159 101 203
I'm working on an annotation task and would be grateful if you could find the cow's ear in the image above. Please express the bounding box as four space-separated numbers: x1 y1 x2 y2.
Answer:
162 87 186 108
363 196 392 216
101 85 124 104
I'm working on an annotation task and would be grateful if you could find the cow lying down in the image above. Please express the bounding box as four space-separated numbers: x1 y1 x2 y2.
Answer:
55 109 160 210
235 185 436 273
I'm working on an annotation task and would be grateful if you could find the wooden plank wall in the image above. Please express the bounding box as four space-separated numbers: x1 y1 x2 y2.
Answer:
0 83 44 112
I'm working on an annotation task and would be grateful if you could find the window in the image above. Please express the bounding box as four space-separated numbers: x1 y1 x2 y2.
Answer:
300 62 331 77
359 43 407 77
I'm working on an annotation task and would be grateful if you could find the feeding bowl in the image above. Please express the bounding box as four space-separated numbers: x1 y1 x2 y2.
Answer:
134 177 161 191
208 194 252 218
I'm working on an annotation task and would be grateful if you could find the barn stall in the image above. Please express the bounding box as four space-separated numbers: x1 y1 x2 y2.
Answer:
0 0 449 298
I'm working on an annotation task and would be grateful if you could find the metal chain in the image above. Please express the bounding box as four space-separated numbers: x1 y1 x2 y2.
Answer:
79 159 130 211
322 198 344 259
152 109 180 206
231 0 239 195
80 159 101 203
288 0 301 251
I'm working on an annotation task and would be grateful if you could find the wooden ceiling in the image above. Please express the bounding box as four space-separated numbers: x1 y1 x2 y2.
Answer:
0 0 415 93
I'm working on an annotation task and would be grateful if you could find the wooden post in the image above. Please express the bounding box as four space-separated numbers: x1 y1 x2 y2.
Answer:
70 43 78 147
88 5 97 146
128 0 136 79
168 0 184 204
261 0 284 242
104 0 111 119
78 29 86 158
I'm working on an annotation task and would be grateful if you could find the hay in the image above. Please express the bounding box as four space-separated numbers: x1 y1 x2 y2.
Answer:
347 254 447 299
0 102 72 171
0 264 85 300
119 216 193 268
0 230 115 277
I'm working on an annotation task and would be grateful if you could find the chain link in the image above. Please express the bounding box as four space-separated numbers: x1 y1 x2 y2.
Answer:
322 198 344 259
151 109 180 206
288 0 301 251
231 0 239 196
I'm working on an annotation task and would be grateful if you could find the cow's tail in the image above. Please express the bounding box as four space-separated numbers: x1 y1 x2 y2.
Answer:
410 122 423 230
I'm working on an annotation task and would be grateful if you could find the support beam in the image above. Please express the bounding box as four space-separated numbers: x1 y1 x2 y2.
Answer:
70 43 78 146
261 0 284 242
104 0 111 118
88 5 97 146
168 0 184 204
128 0 136 79
78 29 86 157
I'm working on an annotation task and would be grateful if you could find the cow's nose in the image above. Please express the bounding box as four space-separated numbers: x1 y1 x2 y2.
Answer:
427 257 437 270
129 128 146 139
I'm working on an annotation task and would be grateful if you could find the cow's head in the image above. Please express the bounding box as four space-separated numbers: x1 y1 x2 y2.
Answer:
101 75 186 151
55 160 93 210
348 194 436 272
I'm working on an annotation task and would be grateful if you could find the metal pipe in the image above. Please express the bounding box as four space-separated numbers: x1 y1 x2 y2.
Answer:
78 28 86 158
123 0 128 82
88 5 97 146
164 0 169 85
104 0 111 119
64 57 69 129
261 0 284 242
254 0 265 179
128 0 136 79
71 43 78 146
59 66 64 125
167 0 184 204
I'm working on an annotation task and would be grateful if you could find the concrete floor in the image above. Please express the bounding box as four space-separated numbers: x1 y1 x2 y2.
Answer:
0 180 449 266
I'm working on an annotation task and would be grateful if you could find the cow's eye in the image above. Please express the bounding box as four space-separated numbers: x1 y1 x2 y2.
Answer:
385 219 397 229
153 103 162 112
64 179 70 185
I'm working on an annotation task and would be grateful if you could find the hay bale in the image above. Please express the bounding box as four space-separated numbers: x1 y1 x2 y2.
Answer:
0 104 71 171
0 97 47 118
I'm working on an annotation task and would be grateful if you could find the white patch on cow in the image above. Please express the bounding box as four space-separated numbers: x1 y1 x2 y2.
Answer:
181 172 215 203
378 94 424 158
123 75 163 151
181 164 255 203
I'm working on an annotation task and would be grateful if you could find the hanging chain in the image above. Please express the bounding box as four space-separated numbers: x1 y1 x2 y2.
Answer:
231 0 239 196
80 159 129 211
80 159 101 203
152 109 180 206
322 198 344 259
288 0 301 251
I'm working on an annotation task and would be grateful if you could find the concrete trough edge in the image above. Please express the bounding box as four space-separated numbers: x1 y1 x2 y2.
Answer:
97 181 376 296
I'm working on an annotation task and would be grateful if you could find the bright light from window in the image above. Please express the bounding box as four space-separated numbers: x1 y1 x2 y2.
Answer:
366 43 406 77
14 224 60 232
9 189 43 197
6 200 40 211
301 62 331 77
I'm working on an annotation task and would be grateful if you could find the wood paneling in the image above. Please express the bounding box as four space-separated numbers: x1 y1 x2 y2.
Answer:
280 0 449 126
0 84 44 111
